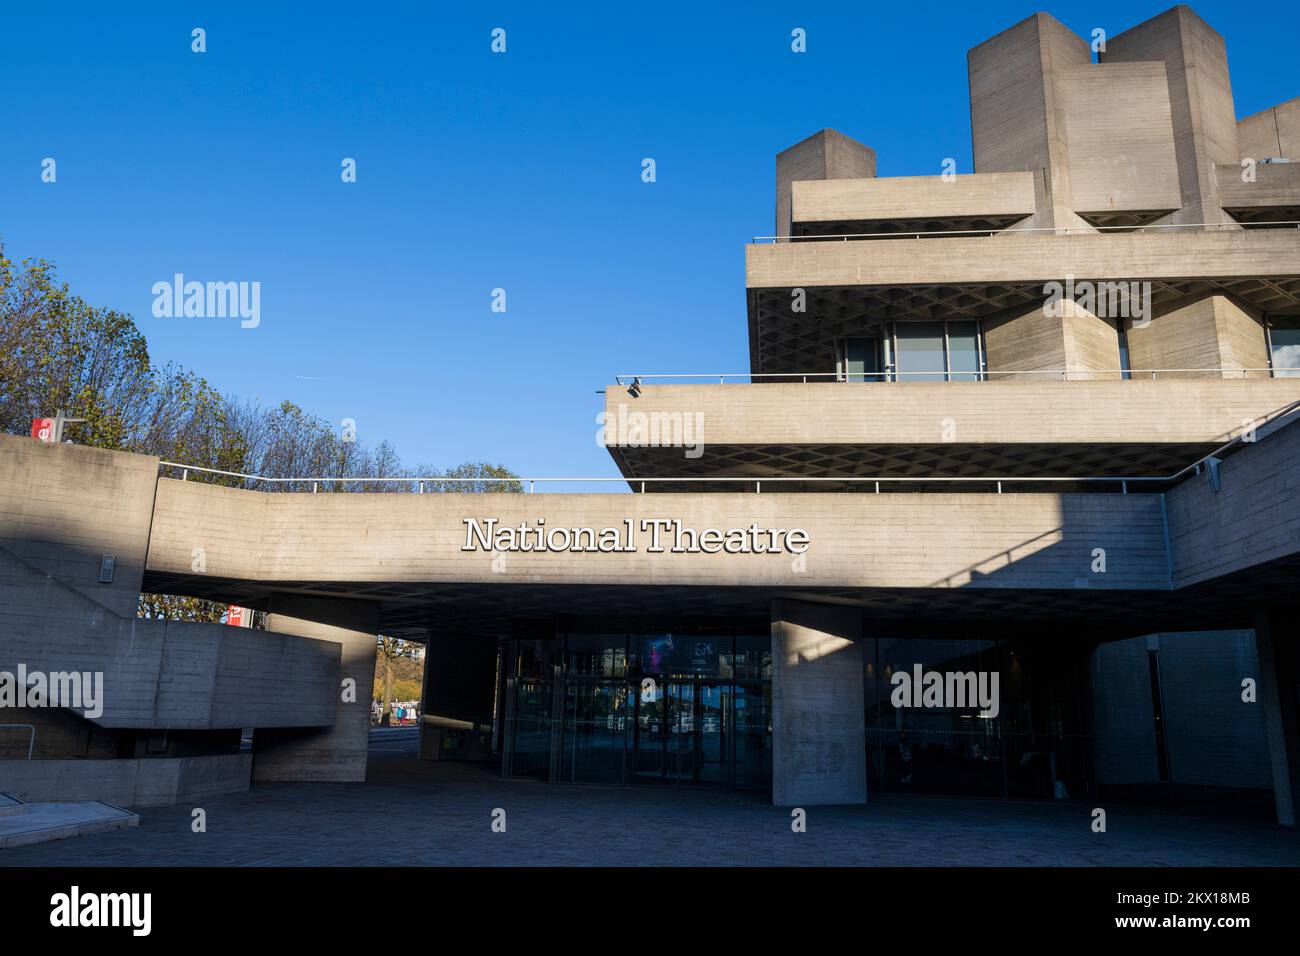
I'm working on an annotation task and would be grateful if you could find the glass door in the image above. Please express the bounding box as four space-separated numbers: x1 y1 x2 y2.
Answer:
732 683 772 789
559 681 627 783
630 678 667 781
665 682 698 781
698 682 730 785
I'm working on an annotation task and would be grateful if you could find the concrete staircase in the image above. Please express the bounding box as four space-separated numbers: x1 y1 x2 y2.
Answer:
0 793 138 849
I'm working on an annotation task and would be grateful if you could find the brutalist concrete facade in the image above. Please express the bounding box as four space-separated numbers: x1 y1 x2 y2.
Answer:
1 5 1298 821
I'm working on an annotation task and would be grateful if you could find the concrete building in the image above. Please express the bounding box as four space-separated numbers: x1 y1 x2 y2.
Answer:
2 6 1299 823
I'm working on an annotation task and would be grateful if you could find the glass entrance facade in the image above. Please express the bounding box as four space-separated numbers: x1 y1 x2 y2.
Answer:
864 637 1093 800
503 622 772 789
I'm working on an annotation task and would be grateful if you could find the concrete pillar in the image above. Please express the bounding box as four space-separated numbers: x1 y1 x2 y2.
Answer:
418 633 498 760
775 129 875 238
251 593 379 783
1103 6 1240 227
1254 606 1300 827
770 599 866 806
967 13 1093 232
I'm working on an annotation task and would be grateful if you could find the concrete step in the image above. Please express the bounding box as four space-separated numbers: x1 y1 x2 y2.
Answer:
0 800 138 849
0 793 28 817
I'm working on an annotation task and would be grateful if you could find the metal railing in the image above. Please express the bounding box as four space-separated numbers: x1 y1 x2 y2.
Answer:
0 724 36 760
156 397 1300 496
613 368 1296 385
752 220 1300 243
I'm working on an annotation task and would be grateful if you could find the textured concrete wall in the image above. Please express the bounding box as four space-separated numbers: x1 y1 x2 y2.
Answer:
0 434 158 618
1168 416 1300 589
983 301 1069 376
1216 160 1300 212
775 129 875 236
148 478 1170 592
605 379 1300 447
1061 302 1123 379
1125 295 1269 378
0 544 338 731
1103 6 1239 226
982 300 1121 380
1157 631 1271 789
0 754 252 807
968 13 1091 231
252 594 379 783
1237 97 1300 161
790 172 1035 225
0 754 250 806
1056 62 1181 216
771 600 865 806
1091 631 1272 789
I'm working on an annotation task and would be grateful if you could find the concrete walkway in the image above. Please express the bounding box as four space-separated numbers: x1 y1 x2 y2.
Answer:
0 797 138 849
3 729 1297 865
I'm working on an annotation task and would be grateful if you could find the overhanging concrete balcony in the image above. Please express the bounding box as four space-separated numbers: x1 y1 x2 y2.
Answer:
1217 162 1300 224
602 378 1300 484
787 172 1036 236
747 226 1300 289
746 229 1300 373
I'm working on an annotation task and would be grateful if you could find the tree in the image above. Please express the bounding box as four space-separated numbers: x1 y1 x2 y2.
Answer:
376 637 423 725
423 461 524 494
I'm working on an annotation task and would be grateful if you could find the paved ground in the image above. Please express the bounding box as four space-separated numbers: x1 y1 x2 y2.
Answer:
4 727 1298 866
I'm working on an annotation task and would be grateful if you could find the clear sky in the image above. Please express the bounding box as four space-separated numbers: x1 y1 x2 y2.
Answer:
2 1 1296 481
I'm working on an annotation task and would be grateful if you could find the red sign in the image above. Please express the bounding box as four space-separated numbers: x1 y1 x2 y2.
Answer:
225 605 253 628
31 418 55 443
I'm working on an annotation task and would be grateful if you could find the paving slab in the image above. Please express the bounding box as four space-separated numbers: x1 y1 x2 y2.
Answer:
0 800 138 849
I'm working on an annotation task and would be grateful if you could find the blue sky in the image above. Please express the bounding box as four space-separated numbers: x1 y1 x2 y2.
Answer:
2 1 1296 480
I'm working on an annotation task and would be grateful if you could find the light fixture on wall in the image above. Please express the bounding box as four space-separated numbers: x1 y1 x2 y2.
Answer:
627 377 642 398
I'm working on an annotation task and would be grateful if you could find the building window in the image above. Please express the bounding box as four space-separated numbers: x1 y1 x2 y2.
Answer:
835 336 884 382
895 321 948 381
1117 320 1133 380
1267 318 1300 378
947 321 982 381
837 322 987 382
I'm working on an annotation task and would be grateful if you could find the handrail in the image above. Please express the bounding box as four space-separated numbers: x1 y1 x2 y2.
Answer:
0 724 36 760
613 369 1297 385
156 398 1300 495
751 221 1300 242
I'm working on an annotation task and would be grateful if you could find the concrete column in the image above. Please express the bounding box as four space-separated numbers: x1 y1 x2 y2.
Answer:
251 593 379 783
1254 606 1300 827
418 633 498 760
770 599 866 806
